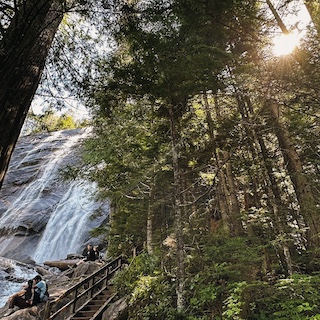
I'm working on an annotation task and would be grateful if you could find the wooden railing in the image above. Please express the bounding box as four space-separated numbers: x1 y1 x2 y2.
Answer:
42 255 123 320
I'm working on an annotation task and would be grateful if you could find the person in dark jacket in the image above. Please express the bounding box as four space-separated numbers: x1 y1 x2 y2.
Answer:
83 244 96 261
93 246 101 261
4 279 34 316
75 244 96 267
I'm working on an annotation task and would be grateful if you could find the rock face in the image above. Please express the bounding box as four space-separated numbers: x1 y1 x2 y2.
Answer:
0 129 109 263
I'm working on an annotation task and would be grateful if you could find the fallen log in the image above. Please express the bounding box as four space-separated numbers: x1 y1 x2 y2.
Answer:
44 259 82 270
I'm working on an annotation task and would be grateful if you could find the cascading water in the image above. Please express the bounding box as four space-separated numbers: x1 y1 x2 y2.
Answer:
32 179 101 262
0 128 108 263
0 128 109 308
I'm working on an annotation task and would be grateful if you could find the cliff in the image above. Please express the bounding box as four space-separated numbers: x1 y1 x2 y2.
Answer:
0 128 108 263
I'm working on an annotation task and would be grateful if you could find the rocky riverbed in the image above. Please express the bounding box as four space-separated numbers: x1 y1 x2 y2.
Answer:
0 256 108 319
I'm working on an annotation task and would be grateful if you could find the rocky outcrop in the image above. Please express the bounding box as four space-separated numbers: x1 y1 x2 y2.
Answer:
102 297 128 320
0 129 109 263
0 257 105 319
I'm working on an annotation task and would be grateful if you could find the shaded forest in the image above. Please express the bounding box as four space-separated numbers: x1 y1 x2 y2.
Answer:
80 1 320 319
1 0 320 319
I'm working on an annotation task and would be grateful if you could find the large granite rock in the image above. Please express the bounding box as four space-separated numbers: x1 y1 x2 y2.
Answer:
0 129 109 263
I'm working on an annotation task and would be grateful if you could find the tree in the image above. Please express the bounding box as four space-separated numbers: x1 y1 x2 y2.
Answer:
303 0 320 33
78 0 320 317
0 0 99 189
0 0 65 188
83 0 261 311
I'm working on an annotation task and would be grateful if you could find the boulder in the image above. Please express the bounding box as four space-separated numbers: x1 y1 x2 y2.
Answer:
102 297 128 320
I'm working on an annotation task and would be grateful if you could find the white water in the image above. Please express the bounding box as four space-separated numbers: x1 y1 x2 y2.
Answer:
32 179 99 262
0 129 108 263
0 131 82 227
0 258 38 308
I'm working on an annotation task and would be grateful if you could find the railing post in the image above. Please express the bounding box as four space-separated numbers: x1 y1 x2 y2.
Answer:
105 267 109 287
42 300 50 320
90 276 95 298
72 288 78 313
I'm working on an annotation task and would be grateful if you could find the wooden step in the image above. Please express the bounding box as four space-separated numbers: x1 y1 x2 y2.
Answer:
74 310 96 317
68 292 117 320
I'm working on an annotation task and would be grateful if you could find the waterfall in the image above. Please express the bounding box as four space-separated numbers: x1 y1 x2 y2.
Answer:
32 179 100 262
0 128 108 263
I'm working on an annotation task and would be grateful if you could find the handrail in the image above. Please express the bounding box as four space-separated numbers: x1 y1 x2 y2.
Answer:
43 255 123 320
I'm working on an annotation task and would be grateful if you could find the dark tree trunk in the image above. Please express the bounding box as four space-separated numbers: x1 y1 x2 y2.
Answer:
303 0 320 34
203 93 243 235
0 0 64 188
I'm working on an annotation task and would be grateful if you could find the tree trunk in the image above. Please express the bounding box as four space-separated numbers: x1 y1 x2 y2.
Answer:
0 0 64 188
202 93 229 232
267 100 319 248
203 93 243 235
168 104 185 311
258 135 295 275
147 181 154 255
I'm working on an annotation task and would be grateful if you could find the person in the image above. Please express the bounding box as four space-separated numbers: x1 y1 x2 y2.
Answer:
33 275 48 304
93 245 100 261
4 279 34 316
75 244 96 267
83 244 96 261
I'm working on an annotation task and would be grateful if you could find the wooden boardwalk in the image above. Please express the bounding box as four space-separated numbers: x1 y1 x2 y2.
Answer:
43 256 123 320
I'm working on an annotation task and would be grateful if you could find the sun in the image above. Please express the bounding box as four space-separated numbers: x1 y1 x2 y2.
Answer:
270 0 312 57
272 31 300 56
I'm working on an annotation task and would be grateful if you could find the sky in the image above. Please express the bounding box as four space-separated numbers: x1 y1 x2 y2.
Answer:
270 0 312 55
30 0 313 117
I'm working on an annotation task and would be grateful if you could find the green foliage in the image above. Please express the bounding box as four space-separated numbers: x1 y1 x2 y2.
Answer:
113 253 160 295
262 274 320 319
113 254 179 319
106 200 148 258
70 1 320 319
184 235 263 318
222 282 247 320
218 274 320 320
25 109 82 134
111 238 320 319
128 275 177 319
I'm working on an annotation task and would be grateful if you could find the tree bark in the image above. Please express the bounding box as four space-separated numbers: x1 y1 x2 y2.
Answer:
146 180 154 255
267 100 319 248
0 0 65 188
203 93 243 235
168 104 185 311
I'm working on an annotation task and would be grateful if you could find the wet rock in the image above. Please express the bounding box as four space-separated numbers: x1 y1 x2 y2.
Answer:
0 129 109 263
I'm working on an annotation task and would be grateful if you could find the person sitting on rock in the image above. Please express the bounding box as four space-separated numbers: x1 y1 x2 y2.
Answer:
93 245 101 261
33 275 48 304
4 279 34 316
74 244 97 268
83 243 96 261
